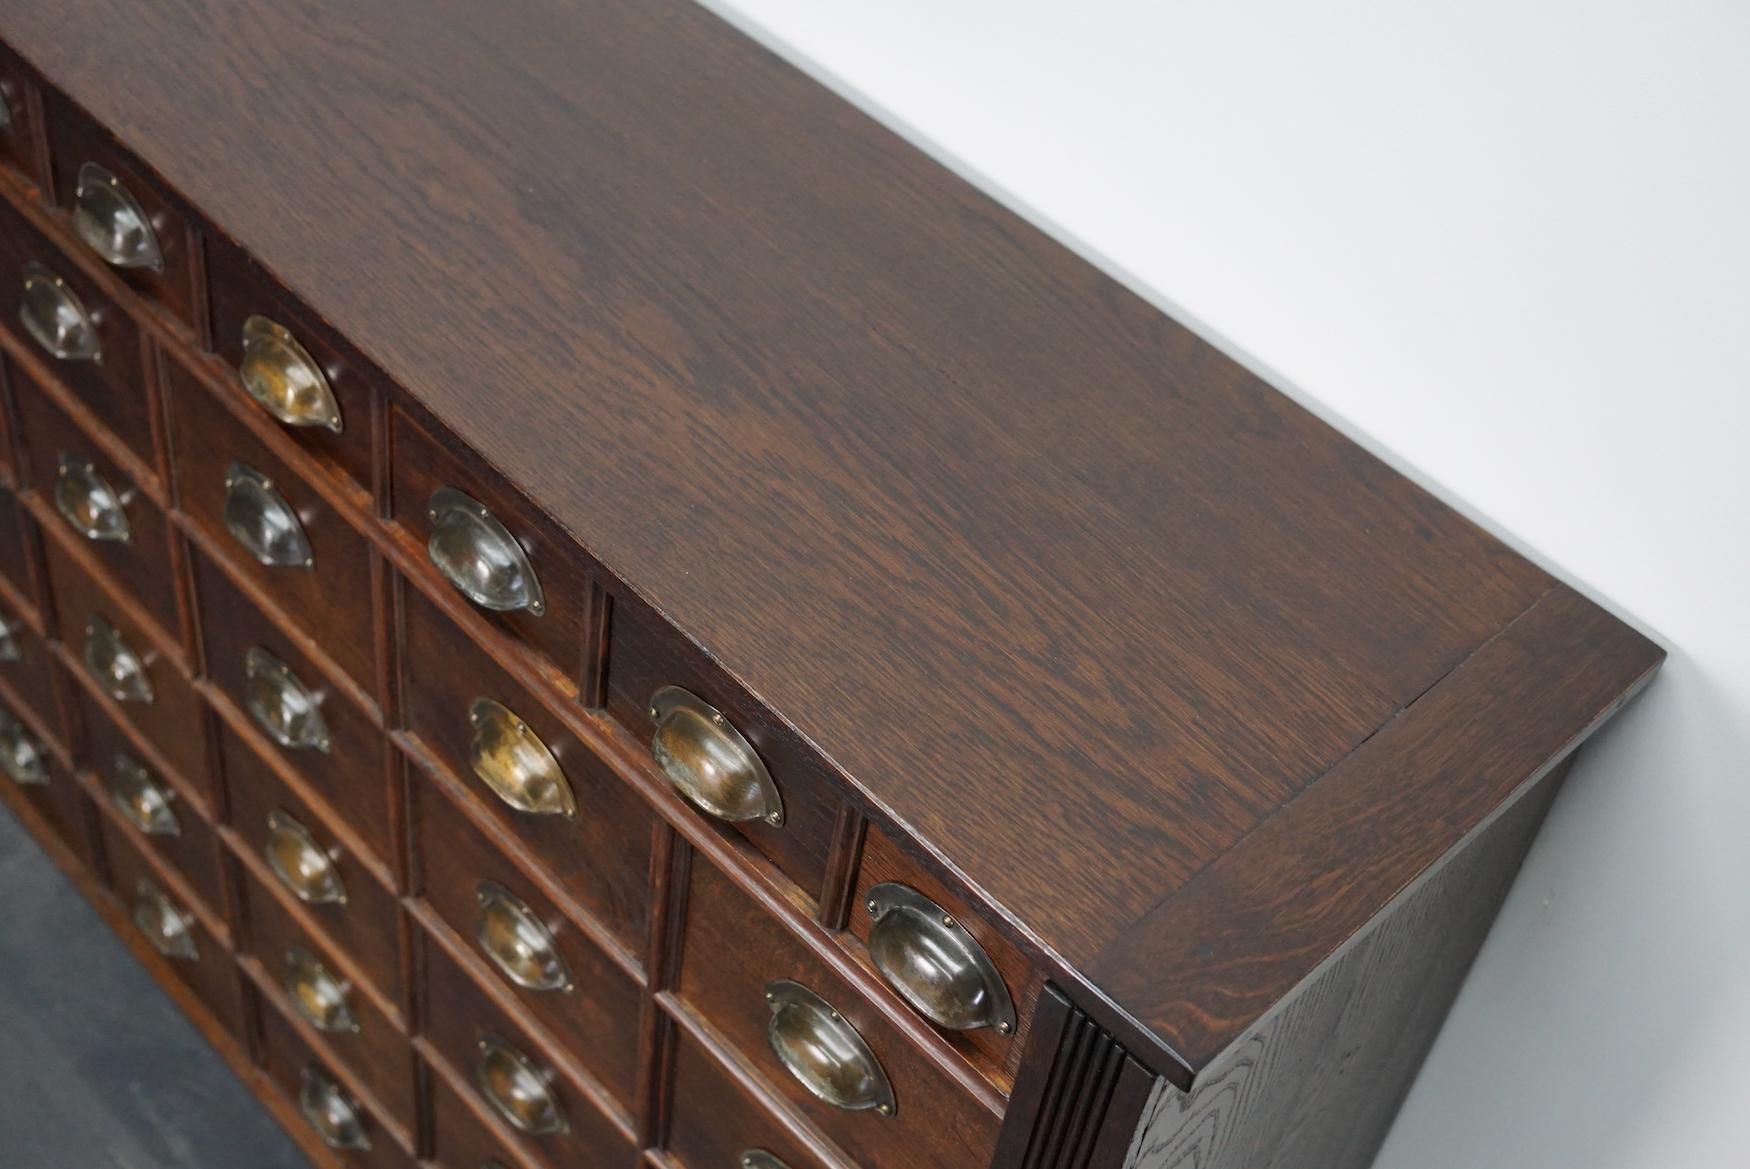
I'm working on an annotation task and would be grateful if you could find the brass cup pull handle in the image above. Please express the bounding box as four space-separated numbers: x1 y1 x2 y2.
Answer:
265 810 348 905
239 315 344 432
55 452 132 543
649 687 784 826
131 878 198 960
19 262 101 362
284 945 359 1034
109 752 180 837
475 880 573 992
0 714 49 785
865 883 1015 1034
298 1065 372 1151
224 463 313 568
428 487 545 615
72 161 164 271
763 980 896 1117
244 646 332 752
474 1033 567 1135
467 698 576 818
0 616 21 663
84 615 154 704
741 1153 796 1169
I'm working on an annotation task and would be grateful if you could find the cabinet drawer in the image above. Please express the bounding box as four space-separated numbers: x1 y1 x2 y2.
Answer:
667 1025 840 1169
80 690 225 917
607 592 836 898
0 196 152 467
208 236 380 493
42 89 199 330
0 484 36 599
1 697 93 864
389 405 596 690
426 1056 551 1169
256 990 417 1169
222 719 403 1005
238 861 415 1128
41 525 212 798
195 550 390 863
401 582 652 951
411 763 643 1108
418 924 634 1167
676 860 1000 1169
0 46 48 189
12 364 178 634
164 350 377 692
97 812 244 1039
0 598 61 744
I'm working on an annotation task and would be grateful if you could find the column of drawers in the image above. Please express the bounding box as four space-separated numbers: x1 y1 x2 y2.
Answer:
1 49 1035 1169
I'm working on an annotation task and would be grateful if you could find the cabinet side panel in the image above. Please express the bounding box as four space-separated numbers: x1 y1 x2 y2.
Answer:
1121 754 1573 1169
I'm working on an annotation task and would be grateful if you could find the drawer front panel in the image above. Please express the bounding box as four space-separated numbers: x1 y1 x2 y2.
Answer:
195 551 390 863
667 1027 838 1169
96 813 244 1038
238 862 415 1127
401 582 651 951
164 351 377 691
1 700 93 864
41 526 211 797
255 991 417 1169
0 197 152 466
0 599 61 743
677 860 1001 1169
221 720 403 1004
42 89 198 329
426 1057 551 1169
0 46 47 188
411 763 643 1106
12 365 178 633
418 924 634 1166
0 484 36 599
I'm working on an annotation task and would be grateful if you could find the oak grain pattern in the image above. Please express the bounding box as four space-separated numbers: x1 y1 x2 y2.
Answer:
0 0 1555 979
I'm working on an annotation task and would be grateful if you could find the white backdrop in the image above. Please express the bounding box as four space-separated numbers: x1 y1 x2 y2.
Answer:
701 2 1750 1165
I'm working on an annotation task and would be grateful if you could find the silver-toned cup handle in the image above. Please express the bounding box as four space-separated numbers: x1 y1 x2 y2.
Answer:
763 980 896 1116
0 713 49 786
428 487 544 615
19 262 102 363
298 1065 371 1150
110 752 180 837
475 880 573 992
865 883 1015 1034
284 945 359 1034
223 463 313 568
474 1033 567 1135
243 646 331 752
264 809 347 905
72 161 164 271
649 687 783 825
131 879 198 960
55 452 132 543
83 615 155 704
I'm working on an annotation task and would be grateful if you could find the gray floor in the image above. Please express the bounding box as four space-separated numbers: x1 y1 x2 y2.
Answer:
0 804 310 1168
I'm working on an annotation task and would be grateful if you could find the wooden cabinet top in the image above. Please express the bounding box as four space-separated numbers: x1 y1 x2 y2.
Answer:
0 0 1661 1079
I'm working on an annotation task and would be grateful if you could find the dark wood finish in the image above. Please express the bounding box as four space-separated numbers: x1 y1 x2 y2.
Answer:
0 43 49 191
400 580 653 951
423 1049 552 1169
664 1019 849 1169
0 684 94 864
675 858 1003 1169
0 483 36 599
1 585 62 742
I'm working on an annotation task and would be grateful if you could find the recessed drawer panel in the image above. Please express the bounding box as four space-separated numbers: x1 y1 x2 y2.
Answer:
41 525 212 799
12 364 178 633
676 860 1001 1169
42 89 199 330
401 582 652 951
207 235 380 493
389 406 596 690
418 924 635 1168
238 862 415 1128
164 351 377 692
425 1056 551 1169
80 689 225 917
0 46 48 188
667 1026 840 1169
221 720 403 1005
1 696 93 864
194 550 390 863
0 484 36 599
411 763 643 1108
0 196 152 467
256 990 417 1169
96 811 244 1040
608 592 836 897
0 598 61 744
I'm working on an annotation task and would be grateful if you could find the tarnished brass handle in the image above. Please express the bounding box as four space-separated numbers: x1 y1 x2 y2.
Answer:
244 647 331 753
19 262 101 362
55 452 132 542
741 1153 796 1169
428 487 545 615
131 878 198 960
649 687 783 826
224 463 313 569
0 712 49 786
299 1064 371 1151
109 752 180 837
265 810 347 905
763 980 895 1116
239 315 343 432
468 698 575 818
72 162 164 271
284 945 359 1034
84 615 154 704
864 883 1015 1034
475 880 572 992
475 1033 566 1135
0 616 21 663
